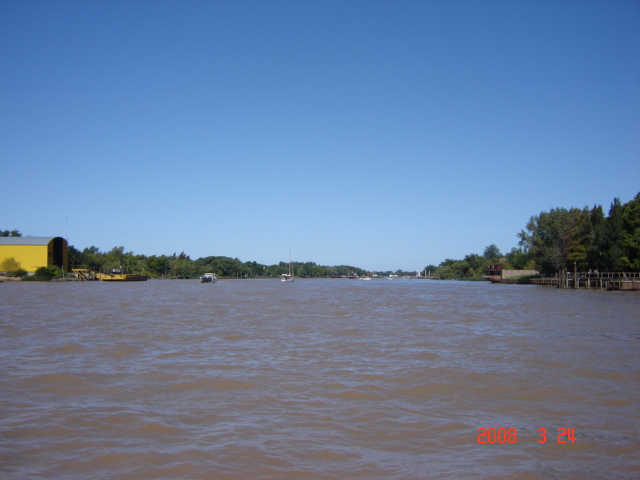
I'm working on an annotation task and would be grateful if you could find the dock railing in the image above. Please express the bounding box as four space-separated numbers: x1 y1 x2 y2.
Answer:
556 271 640 290
498 271 639 290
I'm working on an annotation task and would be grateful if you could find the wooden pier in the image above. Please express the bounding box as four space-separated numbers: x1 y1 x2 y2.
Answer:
606 279 640 291
554 271 640 290
497 271 640 290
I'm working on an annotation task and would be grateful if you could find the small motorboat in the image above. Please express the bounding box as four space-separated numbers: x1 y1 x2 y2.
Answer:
200 273 218 283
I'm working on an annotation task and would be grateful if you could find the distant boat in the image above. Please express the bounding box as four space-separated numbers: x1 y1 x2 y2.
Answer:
200 273 218 283
281 249 294 282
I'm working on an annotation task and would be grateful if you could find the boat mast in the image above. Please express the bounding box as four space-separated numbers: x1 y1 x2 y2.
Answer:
288 246 293 277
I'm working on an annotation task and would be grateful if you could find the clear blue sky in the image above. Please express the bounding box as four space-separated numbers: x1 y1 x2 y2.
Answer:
2 0 639 271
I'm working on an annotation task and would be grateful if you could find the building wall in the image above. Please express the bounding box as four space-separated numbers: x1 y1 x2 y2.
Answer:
0 239 68 273
0 245 49 272
502 269 539 278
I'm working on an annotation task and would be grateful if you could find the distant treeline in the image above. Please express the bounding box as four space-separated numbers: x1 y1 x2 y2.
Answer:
3 192 638 279
67 247 371 279
427 192 640 279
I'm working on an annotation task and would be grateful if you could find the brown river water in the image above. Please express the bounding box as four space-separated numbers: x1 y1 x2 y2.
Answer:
1 278 639 479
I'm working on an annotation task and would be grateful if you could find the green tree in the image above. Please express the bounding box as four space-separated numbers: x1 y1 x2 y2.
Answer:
605 198 625 271
504 247 533 270
172 258 196 278
565 207 591 272
464 253 487 275
423 265 438 276
621 192 640 270
435 259 470 278
106 246 125 266
313 265 326 277
483 244 502 260
34 266 62 281
83 246 106 271
586 205 607 271
68 245 83 269
147 256 171 276
518 208 573 274
0 257 22 275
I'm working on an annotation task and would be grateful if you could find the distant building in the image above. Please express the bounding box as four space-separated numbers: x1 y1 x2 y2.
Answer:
0 237 68 273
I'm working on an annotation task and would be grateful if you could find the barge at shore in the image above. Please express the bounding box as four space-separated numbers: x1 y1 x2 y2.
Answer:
73 268 148 282
99 273 148 282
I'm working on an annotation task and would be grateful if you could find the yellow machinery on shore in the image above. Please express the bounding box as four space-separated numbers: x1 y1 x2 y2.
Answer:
73 268 148 282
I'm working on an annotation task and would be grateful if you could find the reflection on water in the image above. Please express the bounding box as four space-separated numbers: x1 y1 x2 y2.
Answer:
1 279 639 479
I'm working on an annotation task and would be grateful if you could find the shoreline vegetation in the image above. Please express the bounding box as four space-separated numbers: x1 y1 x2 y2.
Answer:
2 192 639 282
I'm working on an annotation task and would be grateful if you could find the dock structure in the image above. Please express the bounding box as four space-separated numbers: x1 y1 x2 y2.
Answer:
556 270 640 290
73 269 98 281
606 279 640 291
511 271 640 290
486 265 639 291
72 268 148 282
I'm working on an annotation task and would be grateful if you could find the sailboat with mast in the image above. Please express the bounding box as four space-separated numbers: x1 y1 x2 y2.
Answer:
281 248 294 282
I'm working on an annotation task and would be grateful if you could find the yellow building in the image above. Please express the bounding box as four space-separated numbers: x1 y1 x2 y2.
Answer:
0 237 68 273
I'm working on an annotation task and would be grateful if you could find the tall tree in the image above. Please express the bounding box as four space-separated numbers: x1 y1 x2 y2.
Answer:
505 247 532 270
483 244 502 261
518 208 572 274
605 198 625 271
586 205 607 271
621 193 640 270
565 207 591 272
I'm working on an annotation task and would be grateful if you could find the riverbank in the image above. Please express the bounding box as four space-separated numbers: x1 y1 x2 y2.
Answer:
0 275 21 282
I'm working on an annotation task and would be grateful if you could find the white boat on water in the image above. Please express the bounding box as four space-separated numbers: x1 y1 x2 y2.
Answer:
281 249 294 282
200 273 218 283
